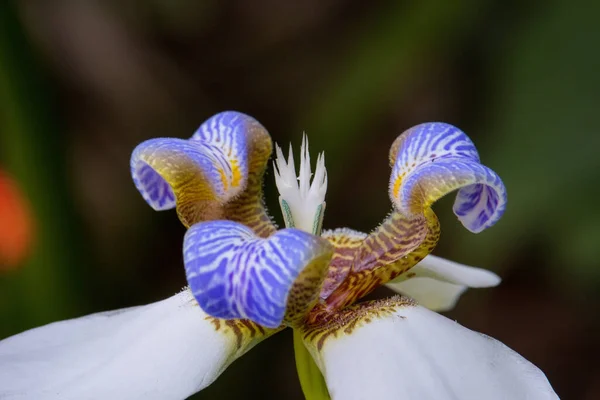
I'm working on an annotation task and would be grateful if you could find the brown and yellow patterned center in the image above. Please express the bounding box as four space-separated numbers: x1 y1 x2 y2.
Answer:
307 207 440 321
301 296 416 351
224 125 276 238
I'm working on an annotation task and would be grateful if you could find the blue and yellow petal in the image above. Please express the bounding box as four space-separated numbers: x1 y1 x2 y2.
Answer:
184 220 333 328
131 111 276 235
319 122 505 311
389 122 507 233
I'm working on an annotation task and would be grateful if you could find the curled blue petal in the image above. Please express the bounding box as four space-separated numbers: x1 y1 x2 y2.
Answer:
130 112 264 227
190 111 251 186
184 220 332 328
389 123 507 233
131 138 230 209
131 154 176 211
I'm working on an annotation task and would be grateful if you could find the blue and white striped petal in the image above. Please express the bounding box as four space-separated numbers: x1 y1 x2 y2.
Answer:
389 123 507 233
130 111 275 231
184 220 333 328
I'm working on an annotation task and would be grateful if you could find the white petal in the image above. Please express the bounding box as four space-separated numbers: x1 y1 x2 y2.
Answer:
303 298 558 400
386 255 501 311
387 277 467 311
0 290 270 400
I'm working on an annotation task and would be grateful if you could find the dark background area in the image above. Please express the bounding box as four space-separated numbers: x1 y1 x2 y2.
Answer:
1 1 599 399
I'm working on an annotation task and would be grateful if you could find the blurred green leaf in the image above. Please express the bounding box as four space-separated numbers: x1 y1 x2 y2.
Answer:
0 1 86 337
447 0 600 288
299 0 492 178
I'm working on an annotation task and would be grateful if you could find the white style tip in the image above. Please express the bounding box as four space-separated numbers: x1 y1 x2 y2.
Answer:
274 134 327 233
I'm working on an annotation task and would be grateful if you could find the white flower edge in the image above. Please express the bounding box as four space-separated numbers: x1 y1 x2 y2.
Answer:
386 255 501 311
306 303 558 400
0 289 265 400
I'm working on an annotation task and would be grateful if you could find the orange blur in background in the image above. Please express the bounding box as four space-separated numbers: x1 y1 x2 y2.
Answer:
0 171 34 270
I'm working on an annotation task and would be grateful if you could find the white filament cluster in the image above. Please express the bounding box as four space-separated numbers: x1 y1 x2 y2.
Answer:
273 134 327 233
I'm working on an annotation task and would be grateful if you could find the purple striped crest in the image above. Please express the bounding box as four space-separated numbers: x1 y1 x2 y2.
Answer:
130 111 268 227
184 220 332 328
389 123 507 233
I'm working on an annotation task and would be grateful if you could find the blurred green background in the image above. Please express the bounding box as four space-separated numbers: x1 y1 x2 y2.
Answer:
1 0 599 399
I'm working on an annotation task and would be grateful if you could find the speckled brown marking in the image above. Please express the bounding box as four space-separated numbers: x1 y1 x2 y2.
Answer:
206 316 279 351
319 229 367 299
225 320 244 348
284 249 333 327
209 317 221 331
301 296 416 351
315 207 440 313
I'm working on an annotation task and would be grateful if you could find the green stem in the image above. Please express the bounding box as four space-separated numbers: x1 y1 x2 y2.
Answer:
293 329 331 400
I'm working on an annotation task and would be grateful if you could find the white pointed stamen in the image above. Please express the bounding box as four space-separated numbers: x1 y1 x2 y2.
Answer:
274 134 327 233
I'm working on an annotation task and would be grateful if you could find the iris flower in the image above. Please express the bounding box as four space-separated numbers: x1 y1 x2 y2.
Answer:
0 112 558 399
